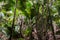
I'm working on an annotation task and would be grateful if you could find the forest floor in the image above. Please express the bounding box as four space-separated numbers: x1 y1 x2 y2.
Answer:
0 29 60 40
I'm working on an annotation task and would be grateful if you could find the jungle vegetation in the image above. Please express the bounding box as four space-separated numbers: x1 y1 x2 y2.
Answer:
0 0 60 40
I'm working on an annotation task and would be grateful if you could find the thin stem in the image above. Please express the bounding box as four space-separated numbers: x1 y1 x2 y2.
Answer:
10 0 18 40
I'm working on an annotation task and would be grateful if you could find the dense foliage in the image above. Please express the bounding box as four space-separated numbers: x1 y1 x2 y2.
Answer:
0 0 60 40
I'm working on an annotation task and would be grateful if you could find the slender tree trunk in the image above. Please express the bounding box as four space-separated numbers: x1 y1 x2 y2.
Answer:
9 0 18 40
46 0 56 40
19 19 24 38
